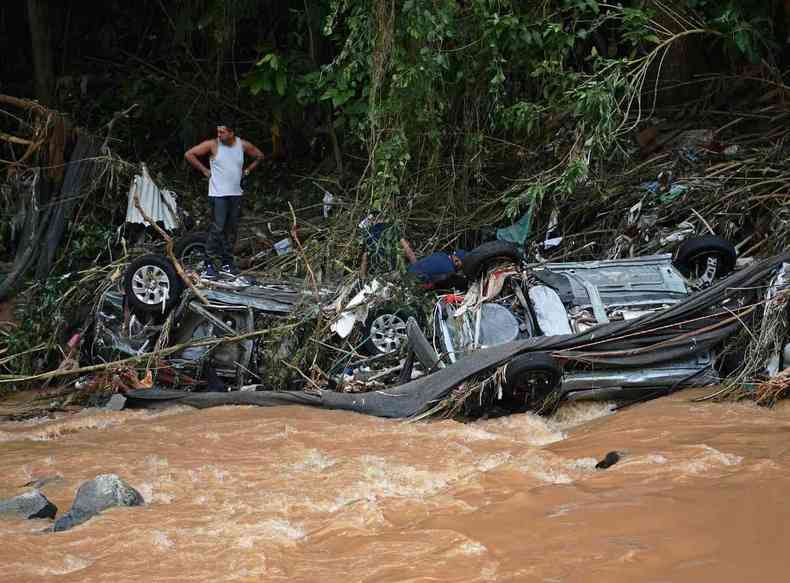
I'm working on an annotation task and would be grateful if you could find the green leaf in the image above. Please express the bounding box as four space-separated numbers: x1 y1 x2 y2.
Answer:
332 90 353 107
256 53 274 66
250 77 266 95
644 34 660 44
733 30 751 56
275 72 287 96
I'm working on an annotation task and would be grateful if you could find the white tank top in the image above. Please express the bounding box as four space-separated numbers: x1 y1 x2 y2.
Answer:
208 138 244 197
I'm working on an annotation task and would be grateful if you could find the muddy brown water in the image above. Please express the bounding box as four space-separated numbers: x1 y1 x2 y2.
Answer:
2 390 789 582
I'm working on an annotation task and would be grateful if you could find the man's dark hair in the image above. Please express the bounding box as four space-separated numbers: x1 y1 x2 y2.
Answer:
218 113 238 132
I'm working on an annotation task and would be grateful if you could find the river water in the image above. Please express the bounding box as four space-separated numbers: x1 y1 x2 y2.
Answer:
1 390 789 582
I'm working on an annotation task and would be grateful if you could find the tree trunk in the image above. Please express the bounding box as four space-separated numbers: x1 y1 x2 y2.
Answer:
26 0 54 105
774 0 789 70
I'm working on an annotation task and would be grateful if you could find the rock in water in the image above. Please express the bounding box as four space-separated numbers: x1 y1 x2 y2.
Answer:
53 474 144 532
595 451 621 470
0 490 58 520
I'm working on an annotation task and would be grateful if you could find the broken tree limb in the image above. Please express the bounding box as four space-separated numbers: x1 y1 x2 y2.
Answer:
131 178 210 306
0 131 34 146
101 103 138 152
0 94 48 114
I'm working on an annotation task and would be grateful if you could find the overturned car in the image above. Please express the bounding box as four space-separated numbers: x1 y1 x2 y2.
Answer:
424 235 747 412
96 233 790 420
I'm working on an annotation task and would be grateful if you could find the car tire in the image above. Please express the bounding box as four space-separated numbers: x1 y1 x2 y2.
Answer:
362 304 417 355
462 241 523 279
124 254 183 318
173 231 209 271
674 235 736 279
503 352 562 408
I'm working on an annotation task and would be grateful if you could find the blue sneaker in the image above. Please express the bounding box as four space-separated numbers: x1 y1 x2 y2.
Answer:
220 264 241 276
201 264 219 279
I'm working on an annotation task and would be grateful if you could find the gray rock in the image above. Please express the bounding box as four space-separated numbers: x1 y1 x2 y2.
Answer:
53 474 144 532
0 490 58 520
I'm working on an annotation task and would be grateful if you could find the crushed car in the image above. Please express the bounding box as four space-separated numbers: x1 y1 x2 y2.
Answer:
395 239 790 416
424 235 745 411
95 224 790 420
92 241 416 390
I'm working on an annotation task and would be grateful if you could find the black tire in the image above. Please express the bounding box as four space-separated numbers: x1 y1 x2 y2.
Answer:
462 241 523 279
124 254 183 317
503 352 562 408
362 304 418 355
674 235 736 280
173 231 209 271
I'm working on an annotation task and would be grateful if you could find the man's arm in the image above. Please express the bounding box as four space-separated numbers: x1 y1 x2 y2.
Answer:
241 140 265 176
184 140 215 178
400 238 418 265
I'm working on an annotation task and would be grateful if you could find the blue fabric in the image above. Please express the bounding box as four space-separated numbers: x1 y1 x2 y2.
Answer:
365 222 387 248
408 252 456 283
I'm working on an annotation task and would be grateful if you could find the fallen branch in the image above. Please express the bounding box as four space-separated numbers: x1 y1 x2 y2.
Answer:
0 131 34 146
0 94 48 114
101 103 138 151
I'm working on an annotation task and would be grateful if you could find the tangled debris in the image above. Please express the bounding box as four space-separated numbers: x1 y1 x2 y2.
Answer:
2 77 790 421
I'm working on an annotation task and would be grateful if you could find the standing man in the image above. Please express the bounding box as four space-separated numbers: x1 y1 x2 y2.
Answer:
185 119 265 278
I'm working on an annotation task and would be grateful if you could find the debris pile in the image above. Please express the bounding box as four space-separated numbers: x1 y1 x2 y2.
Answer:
1 85 790 421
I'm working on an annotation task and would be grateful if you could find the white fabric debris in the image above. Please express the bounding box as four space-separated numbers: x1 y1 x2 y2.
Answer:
125 165 179 230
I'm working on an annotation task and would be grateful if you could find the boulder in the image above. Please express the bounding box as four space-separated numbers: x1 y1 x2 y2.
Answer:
53 474 144 532
0 490 58 520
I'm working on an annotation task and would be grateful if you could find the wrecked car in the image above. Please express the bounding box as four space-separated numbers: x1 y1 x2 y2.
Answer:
417 236 790 413
107 243 790 421
93 251 323 388
93 245 412 389
94 209 790 421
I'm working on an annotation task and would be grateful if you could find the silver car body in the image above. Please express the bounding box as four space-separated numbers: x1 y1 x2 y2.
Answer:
436 254 720 399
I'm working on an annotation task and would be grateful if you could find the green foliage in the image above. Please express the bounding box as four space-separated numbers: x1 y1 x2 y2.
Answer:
620 6 659 48
247 52 289 96
2 275 74 374
686 0 776 61
62 224 117 271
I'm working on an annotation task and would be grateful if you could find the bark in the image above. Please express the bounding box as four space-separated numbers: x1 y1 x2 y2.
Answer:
26 0 55 106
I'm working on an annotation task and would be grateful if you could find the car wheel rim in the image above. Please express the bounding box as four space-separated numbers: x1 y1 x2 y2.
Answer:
370 313 407 353
686 253 721 280
131 265 171 305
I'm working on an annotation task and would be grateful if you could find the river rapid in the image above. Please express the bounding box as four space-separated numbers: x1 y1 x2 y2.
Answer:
1 390 789 582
